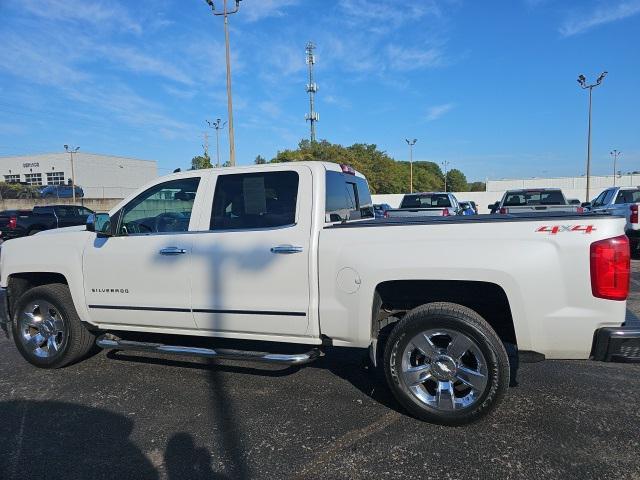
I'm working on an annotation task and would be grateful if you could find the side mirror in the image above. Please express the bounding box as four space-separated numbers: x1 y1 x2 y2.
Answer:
87 213 111 235
581 202 591 208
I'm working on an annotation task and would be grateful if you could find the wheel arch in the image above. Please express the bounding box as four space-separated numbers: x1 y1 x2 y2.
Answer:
372 280 518 349
7 272 70 320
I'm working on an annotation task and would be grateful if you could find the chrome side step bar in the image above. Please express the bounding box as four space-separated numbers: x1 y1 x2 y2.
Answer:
96 334 323 366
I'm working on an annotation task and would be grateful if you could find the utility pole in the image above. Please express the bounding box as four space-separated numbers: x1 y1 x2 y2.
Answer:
577 71 607 201
207 118 227 168
305 41 319 142
205 0 241 166
442 160 450 192
405 138 417 193
63 144 79 202
610 149 621 186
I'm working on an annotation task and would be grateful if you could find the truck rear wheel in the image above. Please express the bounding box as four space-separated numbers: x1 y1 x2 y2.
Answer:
384 302 509 426
12 283 95 369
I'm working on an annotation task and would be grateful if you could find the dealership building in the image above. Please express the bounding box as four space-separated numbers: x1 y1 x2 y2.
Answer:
0 152 158 198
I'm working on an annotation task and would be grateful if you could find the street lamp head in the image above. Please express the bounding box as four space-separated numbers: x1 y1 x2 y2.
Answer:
204 0 214 7
577 74 586 87
63 144 69 151
597 71 608 84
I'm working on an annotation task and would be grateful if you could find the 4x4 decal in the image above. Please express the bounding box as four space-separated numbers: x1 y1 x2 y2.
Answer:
536 225 596 235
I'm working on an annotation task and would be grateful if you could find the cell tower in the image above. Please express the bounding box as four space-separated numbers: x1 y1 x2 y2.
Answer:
305 41 319 142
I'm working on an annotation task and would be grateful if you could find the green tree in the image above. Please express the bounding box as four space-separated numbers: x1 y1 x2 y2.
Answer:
191 152 212 170
254 155 267 164
446 169 468 192
269 139 470 195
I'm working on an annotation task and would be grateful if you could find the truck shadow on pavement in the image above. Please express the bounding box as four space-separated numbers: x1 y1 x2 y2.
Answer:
0 400 231 480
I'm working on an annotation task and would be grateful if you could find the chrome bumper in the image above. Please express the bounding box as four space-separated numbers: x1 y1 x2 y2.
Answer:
0 287 9 339
592 326 640 363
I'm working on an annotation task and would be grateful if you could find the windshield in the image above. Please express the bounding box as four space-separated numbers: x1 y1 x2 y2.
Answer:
503 190 565 207
400 194 451 208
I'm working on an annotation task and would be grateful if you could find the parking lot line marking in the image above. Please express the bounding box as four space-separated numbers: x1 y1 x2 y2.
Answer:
292 411 400 479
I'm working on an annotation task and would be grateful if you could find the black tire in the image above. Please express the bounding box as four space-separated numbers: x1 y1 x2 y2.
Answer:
384 302 509 426
12 283 95 368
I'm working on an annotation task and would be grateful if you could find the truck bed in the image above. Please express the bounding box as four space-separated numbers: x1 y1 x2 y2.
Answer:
327 211 616 228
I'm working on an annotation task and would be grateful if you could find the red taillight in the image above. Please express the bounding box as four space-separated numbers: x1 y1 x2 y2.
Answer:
590 235 630 301
499 207 508 214
630 204 638 224
383 211 389 218
8 216 17 229
577 206 584 214
441 209 450 216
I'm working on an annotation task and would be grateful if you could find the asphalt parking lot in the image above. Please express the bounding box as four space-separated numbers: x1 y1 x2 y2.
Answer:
1 265 639 479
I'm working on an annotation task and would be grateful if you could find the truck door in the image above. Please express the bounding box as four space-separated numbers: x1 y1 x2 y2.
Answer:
189 166 313 339
82 176 202 331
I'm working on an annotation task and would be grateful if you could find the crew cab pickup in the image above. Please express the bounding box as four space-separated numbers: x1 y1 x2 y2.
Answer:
0 205 94 240
385 192 461 218
1 162 638 426
586 186 640 252
492 189 583 215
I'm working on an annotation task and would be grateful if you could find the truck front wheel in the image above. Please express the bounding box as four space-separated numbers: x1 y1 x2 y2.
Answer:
384 302 509 426
12 283 95 369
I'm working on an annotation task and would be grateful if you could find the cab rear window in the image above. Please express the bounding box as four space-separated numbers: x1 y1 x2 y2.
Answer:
325 171 374 222
400 194 451 208
504 190 565 206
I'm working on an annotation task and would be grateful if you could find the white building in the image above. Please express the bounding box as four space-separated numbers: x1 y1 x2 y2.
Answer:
0 152 158 198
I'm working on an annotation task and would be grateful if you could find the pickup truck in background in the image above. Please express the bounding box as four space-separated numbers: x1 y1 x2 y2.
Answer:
491 188 583 215
586 186 640 253
385 192 461 218
0 204 94 240
1 162 638 426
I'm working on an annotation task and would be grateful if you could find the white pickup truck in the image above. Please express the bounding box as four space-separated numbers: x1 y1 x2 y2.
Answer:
492 188 583 215
385 192 462 218
1 162 638 426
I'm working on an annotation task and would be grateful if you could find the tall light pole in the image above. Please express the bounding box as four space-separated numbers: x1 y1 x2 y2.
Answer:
207 118 226 167
577 71 607 201
63 144 79 202
205 0 241 166
405 138 417 193
442 160 450 192
610 149 621 186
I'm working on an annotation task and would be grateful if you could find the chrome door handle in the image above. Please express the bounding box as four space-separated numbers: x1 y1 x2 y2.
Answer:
159 247 187 255
270 245 303 254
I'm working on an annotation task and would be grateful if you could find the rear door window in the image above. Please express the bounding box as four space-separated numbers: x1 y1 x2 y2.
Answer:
210 171 299 230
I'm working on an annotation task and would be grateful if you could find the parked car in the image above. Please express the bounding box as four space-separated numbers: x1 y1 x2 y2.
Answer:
385 192 462 217
585 186 640 253
567 198 581 206
0 205 94 239
1 162 638 427
373 203 392 218
39 185 84 199
459 201 477 215
495 189 583 214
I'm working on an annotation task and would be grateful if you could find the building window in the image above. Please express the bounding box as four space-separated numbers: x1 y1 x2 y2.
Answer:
4 174 20 184
46 171 65 185
24 173 43 186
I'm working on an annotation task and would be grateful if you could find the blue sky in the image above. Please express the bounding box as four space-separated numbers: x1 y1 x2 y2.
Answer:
0 0 639 181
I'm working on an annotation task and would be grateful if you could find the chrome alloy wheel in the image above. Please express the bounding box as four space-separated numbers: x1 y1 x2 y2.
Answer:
18 301 67 358
400 329 488 411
